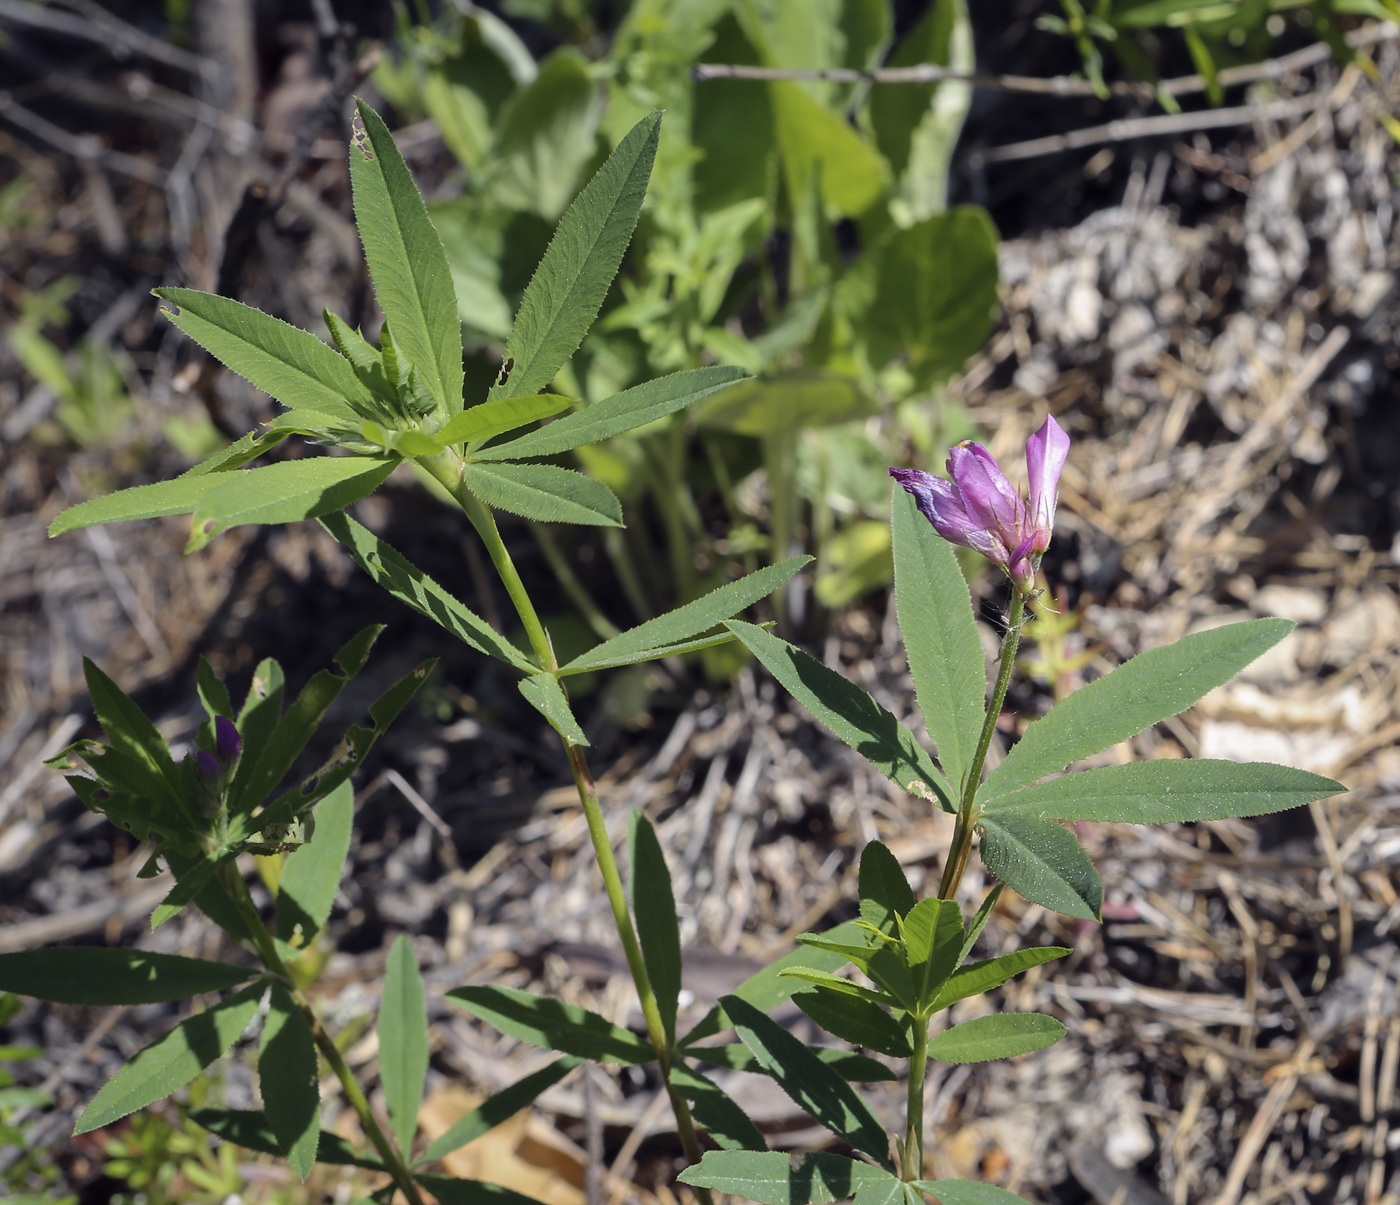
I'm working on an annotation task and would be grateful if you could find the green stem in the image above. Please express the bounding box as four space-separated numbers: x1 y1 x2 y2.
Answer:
902 1015 930 1181
938 589 1027 901
218 866 427 1205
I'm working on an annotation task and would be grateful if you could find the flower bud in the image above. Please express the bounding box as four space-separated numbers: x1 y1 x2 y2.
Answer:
197 749 220 780
214 715 241 763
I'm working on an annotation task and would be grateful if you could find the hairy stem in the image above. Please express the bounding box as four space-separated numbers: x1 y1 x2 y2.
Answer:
902 1014 930 1180
218 865 427 1205
938 589 1027 900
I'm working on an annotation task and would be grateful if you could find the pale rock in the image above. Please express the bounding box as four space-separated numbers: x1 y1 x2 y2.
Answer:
1252 584 1328 625
1320 589 1400 665
1196 720 1349 774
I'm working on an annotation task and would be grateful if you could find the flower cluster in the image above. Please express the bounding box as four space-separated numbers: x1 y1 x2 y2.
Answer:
890 415 1070 594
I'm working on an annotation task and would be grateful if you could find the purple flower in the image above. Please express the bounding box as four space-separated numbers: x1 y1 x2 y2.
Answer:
890 415 1070 594
214 715 241 763
197 749 220 780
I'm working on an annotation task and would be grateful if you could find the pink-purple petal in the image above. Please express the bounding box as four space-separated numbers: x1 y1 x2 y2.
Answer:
1025 415 1070 531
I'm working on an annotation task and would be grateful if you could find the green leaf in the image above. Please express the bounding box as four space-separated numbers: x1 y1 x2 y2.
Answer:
323 310 397 413
983 759 1344 823
956 885 1005 967
557 626 757 676
679 1150 898 1205
721 995 893 1167
891 489 986 796
186 456 397 552
628 811 681 1045
196 657 234 721
153 288 376 424
418 1057 581 1166
236 657 285 761
74 983 265 1134
151 851 229 932
437 395 572 447
164 849 252 942
686 1040 895 1083
983 619 1297 801
479 366 747 461
414 1177 555 1205
461 462 622 527
259 984 320 1179
776 967 896 1011
489 111 660 403
770 81 888 218
380 935 429 1156
682 919 868 1046
693 372 877 436
490 47 602 220
725 621 953 808
861 208 999 386
276 780 354 944
926 1012 1065 1064
349 100 463 417
518 673 588 745
0 949 256 1005
670 1062 768 1151
913 1180 1033 1205
181 427 294 477
188 1108 384 1169
902 898 964 1010
320 513 536 673
230 625 382 818
858 840 916 935
49 473 229 538
978 815 1103 921
928 947 1069 1012
81 658 180 797
793 989 911 1057
447 985 652 1065
794 935 879 973
563 557 809 673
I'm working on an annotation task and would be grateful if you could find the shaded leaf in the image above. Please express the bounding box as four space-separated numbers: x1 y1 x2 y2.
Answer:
380 935 429 1156
858 840 916 935
686 1040 895 1083
0 949 256 1006
628 811 681 1045
793 989 911 1057
188 1108 385 1170
276 780 354 944
978 815 1103 921
671 1062 768 1151
415 1177 556 1205
447 985 652 1065
259 984 320 1179
418 1056 581 1166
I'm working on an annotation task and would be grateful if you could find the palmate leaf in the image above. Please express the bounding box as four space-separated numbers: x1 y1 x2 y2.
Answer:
479 365 748 461
725 621 953 808
461 462 622 526
185 456 397 552
75 983 266 1134
349 100 463 418
982 758 1343 823
488 111 661 403
259 984 320 1179
418 1056 582 1166
628 811 682 1045
561 557 810 674
276 780 354 944
153 288 376 423
380 936 429 1156
721 995 893 1167
0 949 257 1006
891 488 986 796
679 1150 898 1205
978 814 1103 921
447 985 653 1065
925 1012 1065 1064
320 513 535 672
982 619 1296 801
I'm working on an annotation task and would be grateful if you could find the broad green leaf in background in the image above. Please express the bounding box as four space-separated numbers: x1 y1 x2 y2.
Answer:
418 1056 582 1166
259 984 320 1179
770 81 887 218
188 1108 386 1170
349 100 464 418
793 989 912 1057
380 935 429 1156
681 919 867 1046
902 897 964 1009
320 513 536 673
978 814 1103 921
74 982 265 1134
276 780 354 944
685 1040 895 1083
929 946 1070 1013
984 758 1343 822
892 488 986 796
186 456 397 553
671 1062 768 1151
814 520 892 610
925 1012 1066 1064
461 462 622 526
913 1180 1034 1205
422 69 494 172
721 995 893 1167
563 556 810 673
153 289 376 424
436 394 572 447
518 673 589 744
478 365 748 461
861 207 999 385
725 621 953 808
489 111 661 402
679 1150 898 1205
447 985 653 1064
983 619 1297 800
857 840 916 935
490 48 602 220
0 949 256 1006
691 13 776 213
693 372 877 436
628 811 682 1044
